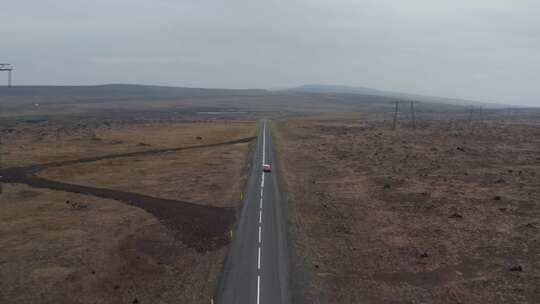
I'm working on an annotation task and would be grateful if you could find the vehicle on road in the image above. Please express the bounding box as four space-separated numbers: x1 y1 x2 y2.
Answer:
263 164 272 172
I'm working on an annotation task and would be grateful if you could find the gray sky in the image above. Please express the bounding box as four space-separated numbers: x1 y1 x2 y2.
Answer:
2 0 539 106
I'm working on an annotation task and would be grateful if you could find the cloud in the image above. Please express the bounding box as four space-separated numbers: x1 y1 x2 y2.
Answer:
2 0 539 106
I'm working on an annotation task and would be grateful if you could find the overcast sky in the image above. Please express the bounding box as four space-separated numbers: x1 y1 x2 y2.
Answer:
2 0 539 106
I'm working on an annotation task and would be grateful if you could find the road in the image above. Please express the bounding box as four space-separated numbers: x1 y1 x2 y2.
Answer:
218 120 290 304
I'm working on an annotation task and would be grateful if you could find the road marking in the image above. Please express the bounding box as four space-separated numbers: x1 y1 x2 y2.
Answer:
257 122 265 304
257 275 261 304
258 246 261 269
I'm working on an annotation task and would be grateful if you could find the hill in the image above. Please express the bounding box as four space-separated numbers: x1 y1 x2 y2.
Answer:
0 84 267 104
288 84 508 108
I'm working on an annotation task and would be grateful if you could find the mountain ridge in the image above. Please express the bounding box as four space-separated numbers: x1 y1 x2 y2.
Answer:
287 84 510 108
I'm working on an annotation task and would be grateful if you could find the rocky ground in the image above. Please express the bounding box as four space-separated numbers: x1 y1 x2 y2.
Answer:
274 113 540 303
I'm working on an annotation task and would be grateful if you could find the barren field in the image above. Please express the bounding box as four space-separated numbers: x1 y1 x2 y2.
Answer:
0 117 256 303
274 114 540 303
39 143 249 207
1 118 255 167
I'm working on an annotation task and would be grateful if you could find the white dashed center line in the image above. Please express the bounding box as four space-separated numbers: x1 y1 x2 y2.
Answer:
256 122 266 304
257 275 261 304
257 122 266 304
258 246 261 269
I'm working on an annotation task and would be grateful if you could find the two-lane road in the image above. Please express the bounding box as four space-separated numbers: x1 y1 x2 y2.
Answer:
218 120 290 304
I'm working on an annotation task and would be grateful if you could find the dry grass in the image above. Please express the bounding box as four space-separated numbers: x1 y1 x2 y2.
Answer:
0 184 226 304
274 114 540 303
2 119 255 167
40 142 251 208
0 118 257 303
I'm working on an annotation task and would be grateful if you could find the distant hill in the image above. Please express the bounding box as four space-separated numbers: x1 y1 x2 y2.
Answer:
0 83 506 108
289 84 391 96
0 84 267 104
1 83 501 118
288 84 507 108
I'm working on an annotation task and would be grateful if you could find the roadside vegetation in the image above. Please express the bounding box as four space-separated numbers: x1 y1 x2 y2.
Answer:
274 112 540 303
0 117 256 303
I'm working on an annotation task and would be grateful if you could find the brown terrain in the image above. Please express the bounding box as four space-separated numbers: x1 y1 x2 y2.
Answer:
0 117 256 303
2 85 539 304
274 113 540 303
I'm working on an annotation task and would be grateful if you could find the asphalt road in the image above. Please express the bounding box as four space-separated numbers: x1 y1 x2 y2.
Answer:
218 120 290 304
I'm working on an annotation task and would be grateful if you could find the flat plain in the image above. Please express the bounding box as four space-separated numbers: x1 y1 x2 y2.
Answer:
2 85 539 303
274 113 540 303
0 116 256 303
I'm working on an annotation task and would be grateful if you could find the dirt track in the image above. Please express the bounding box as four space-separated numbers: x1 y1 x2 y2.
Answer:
1 136 255 252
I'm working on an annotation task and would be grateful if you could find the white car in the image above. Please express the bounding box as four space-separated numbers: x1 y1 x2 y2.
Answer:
263 164 272 172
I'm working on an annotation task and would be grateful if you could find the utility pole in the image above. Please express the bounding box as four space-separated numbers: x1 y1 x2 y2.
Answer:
0 63 13 193
392 101 399 130
0 64 13 87
410 101 416 129
478 106 484 125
